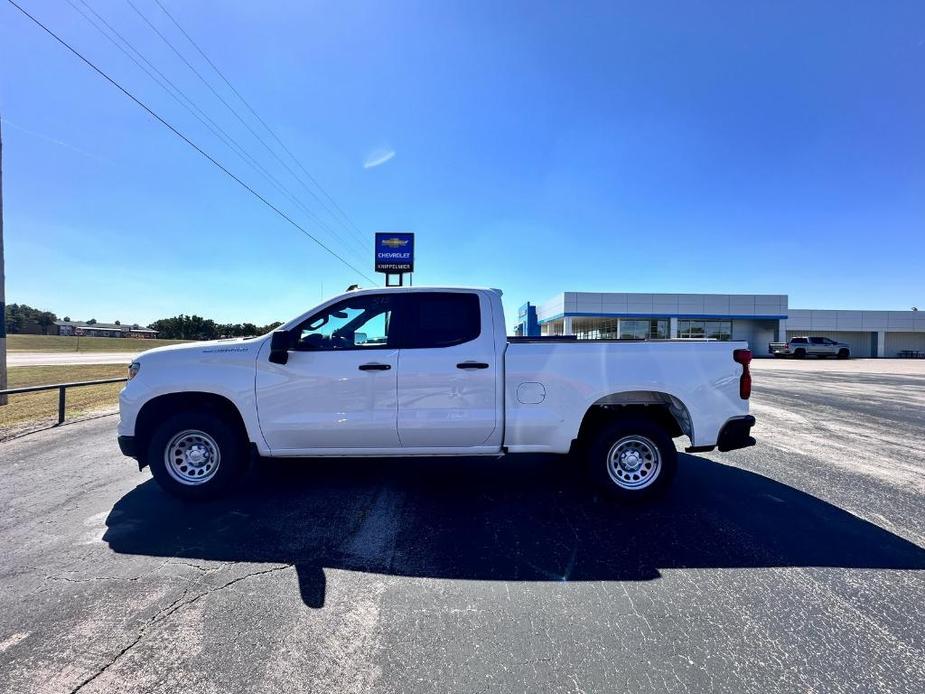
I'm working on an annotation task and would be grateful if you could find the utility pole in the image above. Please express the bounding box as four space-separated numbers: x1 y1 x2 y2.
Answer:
0 118 7 405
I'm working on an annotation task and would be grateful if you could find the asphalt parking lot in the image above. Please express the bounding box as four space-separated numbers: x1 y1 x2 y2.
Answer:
1 360 923 693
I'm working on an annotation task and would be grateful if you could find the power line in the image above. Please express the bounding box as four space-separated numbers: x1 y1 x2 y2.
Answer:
65 0 370 270
66 2 275 193
151 0 370 247
120 0 367 266
130 0 370 261
6 0 377 284
127 0 370 259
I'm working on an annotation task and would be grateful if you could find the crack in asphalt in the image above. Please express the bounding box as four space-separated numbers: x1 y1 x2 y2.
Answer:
43 575 141 584
67 563 292 693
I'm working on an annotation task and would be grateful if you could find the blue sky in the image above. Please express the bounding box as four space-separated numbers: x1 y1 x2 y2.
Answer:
2 0 924 329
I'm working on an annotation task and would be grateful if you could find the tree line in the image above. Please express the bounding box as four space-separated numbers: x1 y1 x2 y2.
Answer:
4 303 282 340
147 315 284 340
3 303 58 334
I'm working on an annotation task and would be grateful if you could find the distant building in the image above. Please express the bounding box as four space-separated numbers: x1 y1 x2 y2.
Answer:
526 291 925 358
54 321 159 339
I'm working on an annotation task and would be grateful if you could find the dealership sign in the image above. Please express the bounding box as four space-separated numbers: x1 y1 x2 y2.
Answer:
375 232 414 273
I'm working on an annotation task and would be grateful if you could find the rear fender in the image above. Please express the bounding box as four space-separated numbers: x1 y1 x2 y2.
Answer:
575 391 694 447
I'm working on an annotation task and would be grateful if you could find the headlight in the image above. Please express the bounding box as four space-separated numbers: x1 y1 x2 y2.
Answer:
128 361 141 380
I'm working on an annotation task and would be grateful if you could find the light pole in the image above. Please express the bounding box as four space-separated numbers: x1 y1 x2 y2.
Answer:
0 118 7 406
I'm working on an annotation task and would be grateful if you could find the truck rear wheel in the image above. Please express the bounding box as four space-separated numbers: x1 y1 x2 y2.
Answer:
588 417 677 502
147 411 248 501
794 348 806 359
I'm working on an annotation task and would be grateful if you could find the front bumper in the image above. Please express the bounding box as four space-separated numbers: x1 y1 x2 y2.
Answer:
117 435 137 458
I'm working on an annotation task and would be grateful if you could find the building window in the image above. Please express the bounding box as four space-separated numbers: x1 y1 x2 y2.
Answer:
574 318 668 340
618 319 669 340
678 319 731 340
544 321 563 336
575 318 618 339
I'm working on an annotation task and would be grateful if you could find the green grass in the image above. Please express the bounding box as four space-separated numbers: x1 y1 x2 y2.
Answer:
0 364 127 438
7 333 189 353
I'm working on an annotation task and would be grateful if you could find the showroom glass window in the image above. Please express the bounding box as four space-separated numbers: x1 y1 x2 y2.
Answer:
619 319 669 339
678 320 731 340
576 318 617 339
575 318 667 340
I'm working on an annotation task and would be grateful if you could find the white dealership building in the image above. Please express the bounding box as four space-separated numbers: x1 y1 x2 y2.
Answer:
518 292 925 358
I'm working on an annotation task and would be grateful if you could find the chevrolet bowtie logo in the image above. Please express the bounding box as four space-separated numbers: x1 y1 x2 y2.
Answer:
381 237 408 248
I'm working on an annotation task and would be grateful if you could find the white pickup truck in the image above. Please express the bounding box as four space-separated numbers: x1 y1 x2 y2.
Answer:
768 336 850 359
118 287 755 501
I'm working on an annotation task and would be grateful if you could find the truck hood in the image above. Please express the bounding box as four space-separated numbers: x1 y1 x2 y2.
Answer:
135 336 268 361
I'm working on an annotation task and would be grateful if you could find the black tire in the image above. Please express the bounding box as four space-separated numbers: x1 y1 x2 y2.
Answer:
587 416 678 502
794 348 807 359
147 410 248 501
837 349 849 359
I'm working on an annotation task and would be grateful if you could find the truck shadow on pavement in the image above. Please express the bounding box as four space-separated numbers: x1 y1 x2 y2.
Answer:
104 453 925 608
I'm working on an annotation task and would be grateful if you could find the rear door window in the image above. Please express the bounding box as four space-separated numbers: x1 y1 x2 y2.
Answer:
397 292 481 348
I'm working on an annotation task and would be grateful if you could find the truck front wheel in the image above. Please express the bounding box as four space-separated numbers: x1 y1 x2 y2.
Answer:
147 411 248 501
588 417 677 502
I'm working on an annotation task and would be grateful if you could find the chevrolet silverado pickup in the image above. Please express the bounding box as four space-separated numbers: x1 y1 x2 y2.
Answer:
118 287 756 501
769 336 850 359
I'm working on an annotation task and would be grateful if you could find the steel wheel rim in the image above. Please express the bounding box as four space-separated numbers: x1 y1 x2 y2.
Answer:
165 429 221 486
607 435 661 490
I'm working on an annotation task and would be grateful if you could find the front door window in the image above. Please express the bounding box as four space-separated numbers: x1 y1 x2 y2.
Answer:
296 295 394 350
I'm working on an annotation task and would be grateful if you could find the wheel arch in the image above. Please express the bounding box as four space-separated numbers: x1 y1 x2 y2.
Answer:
134 392 249 468
574 390 693 449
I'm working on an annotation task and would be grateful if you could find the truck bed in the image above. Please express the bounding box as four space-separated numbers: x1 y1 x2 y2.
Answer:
503 339 750 453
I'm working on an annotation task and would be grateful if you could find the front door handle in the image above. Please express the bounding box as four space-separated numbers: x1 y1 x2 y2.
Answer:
456 361 490 370
359 363 391 371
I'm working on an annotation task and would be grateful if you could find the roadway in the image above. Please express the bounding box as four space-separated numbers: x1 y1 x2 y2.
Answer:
0 361 923 692
7 352 139 367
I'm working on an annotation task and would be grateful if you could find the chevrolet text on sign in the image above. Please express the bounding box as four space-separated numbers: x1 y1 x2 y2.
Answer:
375 232 415 273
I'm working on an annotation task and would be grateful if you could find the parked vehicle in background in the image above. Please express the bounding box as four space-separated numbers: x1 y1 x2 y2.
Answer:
117 287 756 503
769 336 850 359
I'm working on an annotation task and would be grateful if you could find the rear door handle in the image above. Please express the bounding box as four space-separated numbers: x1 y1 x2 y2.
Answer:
456 361 490 370
359 363 391 371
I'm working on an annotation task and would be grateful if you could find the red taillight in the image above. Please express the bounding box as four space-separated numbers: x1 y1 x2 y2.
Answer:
733 349 752 399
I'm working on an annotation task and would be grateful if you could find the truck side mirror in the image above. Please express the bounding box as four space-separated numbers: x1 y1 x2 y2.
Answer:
269 330 293 365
